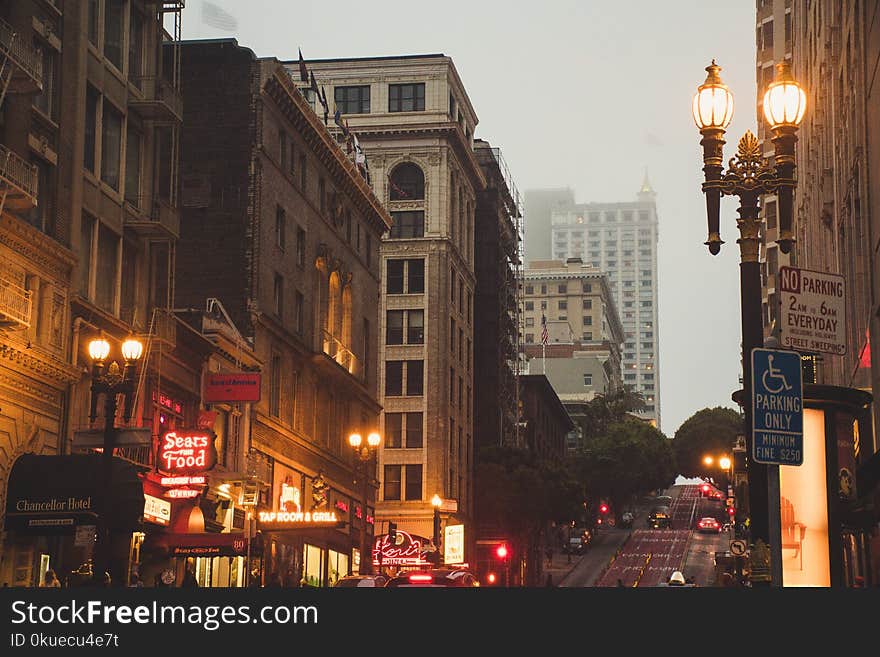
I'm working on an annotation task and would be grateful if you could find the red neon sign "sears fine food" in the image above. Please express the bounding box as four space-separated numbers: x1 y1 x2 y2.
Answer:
158 430 218 474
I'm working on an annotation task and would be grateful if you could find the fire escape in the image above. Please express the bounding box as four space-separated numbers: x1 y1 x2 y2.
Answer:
0 16 42 331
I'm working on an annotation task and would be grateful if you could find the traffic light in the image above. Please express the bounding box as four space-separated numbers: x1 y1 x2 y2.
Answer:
487 572 497 585
388 522 397 544
599 503 609 514
495 544 509 559
701 484 710 496
727 506 735 517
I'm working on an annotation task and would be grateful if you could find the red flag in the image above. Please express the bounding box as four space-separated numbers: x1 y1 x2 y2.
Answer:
298 48 308 82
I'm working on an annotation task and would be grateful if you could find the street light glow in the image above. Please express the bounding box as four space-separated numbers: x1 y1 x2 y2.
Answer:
367 432 381 447
692 60 734 130
762 61 806 128
720 456 732 471
703 455 714 466
349 433 362 448
121 338 144 362
88 338 110 362
431 494 442 508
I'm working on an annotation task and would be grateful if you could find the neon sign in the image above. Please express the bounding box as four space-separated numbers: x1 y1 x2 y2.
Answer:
372 530 432 566
164 488 200 499
258 511 338 523
160 475 206 487
158 430 218 474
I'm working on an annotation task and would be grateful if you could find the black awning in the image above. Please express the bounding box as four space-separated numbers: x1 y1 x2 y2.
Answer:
4 453 144 535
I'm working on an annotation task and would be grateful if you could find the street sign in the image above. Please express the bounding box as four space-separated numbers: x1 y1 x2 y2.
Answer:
778 266 846 355
729 539 747 556
752 348 803 466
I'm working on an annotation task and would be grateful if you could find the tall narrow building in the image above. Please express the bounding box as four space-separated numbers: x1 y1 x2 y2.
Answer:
548 180 661 427
292 54 485 563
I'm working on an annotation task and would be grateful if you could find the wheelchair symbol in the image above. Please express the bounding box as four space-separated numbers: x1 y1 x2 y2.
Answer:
761 355 792 394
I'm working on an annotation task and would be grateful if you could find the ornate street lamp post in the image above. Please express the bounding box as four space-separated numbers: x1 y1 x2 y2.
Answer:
87 336 143 586
349 431 381 574
693 59 806 586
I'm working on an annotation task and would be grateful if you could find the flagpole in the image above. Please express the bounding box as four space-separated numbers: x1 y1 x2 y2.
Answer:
542 342 546 375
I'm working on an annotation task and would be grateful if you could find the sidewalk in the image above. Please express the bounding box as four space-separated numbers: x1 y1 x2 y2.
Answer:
542 550 581 587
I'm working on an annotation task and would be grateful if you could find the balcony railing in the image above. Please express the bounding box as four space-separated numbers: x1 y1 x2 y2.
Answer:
322 330 362 380
129 76 182 122
123 194 180 238
0 144 38 209
0 17 43 92
0 276 32 329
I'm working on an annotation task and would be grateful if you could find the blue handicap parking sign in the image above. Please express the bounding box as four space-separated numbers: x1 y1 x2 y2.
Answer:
751 348 803 466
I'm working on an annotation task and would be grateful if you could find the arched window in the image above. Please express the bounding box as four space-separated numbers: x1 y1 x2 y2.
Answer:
389 162 424 201
327 271 342 339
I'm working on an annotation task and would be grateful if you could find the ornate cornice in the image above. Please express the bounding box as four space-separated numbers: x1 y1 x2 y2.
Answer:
0 214 76 282
0 342 80 386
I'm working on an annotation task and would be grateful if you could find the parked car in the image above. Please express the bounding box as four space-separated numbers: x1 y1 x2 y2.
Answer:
334 574 388 587
384 569 479 587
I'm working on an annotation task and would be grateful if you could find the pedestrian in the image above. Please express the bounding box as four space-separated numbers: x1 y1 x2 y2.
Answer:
181 563 198 588
40 570 61 588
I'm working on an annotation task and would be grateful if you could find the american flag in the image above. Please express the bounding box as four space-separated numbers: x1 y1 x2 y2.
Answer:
541 314 549 345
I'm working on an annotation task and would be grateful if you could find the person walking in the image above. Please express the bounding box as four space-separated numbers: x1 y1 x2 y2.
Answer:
40 570 61 588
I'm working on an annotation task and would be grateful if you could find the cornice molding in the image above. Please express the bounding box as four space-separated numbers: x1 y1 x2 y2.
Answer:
0 215 76 281
0 342 81 385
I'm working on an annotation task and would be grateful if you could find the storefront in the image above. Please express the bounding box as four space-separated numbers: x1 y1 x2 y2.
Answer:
3 453 144 586
258 458 370 587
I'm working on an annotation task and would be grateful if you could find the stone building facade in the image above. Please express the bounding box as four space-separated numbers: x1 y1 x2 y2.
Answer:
294 54 485 559
179 39 390 583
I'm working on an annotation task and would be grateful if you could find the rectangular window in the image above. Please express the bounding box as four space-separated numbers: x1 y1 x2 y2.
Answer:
385 413 403 448
366 233 372 268
33 44 56 119
387 260 405 294
405 413 423 448
524 301 534 311
582 299 592 309
295 291 304 334
88 0 98 44
450 318 455 353
299 154 307 189
389 211 424 238
84 87 98 173
384 465 401 501
582 283 592 293
276 206 286 249
104 0 124 70
406 360 424 396
408 259 425 293
525 317 534 327
128 10 143 82
385 361 403 396
318 178 326 214
279 130 287 170
765 200 778 230
583 316 592 326
124 126 141 204
101 100 123 190
583 373 593 386
296 227 306 267
449 368 455 403
386 310 404 344
583 332 593 341
273 274 283 318
558 284 567 293
405 465 423 501
334 85 370 114
449 93 456 118
389 83 425 112
558 300 567 310
95 223 119 313
407 310 424 344
79 214 95 296
270 355 281 418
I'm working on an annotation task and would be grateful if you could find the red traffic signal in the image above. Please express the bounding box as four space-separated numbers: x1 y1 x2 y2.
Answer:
727 506 735 516
599 503 609 514
495 544 509 559
487 573 497 584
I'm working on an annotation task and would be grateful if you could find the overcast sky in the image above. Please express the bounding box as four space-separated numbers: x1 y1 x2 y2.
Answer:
181 1 757 436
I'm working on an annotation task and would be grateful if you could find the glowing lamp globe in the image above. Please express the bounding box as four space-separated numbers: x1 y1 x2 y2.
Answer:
88 338 111 362
762 60 806 128
693 60 734 130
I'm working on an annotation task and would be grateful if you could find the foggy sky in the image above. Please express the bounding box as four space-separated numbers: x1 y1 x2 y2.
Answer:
181 1 758 436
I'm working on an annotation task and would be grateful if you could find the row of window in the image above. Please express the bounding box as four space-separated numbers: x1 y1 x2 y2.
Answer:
523 315 593 327
524 282 593 295
333 83 426 114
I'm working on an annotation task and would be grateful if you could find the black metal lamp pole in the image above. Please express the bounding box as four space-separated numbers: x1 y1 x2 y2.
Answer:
349 432 380 575
694 60 805 587
87 337 142 586
431 494 442 567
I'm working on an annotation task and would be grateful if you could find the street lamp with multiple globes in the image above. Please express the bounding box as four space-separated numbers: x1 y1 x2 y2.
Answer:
87 336 144 585
431 493 442 566
693 59 806 586
349 431 381 574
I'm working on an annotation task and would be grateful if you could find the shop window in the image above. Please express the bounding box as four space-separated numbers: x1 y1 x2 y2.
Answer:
302 544 324 587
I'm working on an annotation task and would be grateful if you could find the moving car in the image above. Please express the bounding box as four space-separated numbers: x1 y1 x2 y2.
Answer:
647 505 672 529
384 569 480 587
696 517 722 533
334 574 388 587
